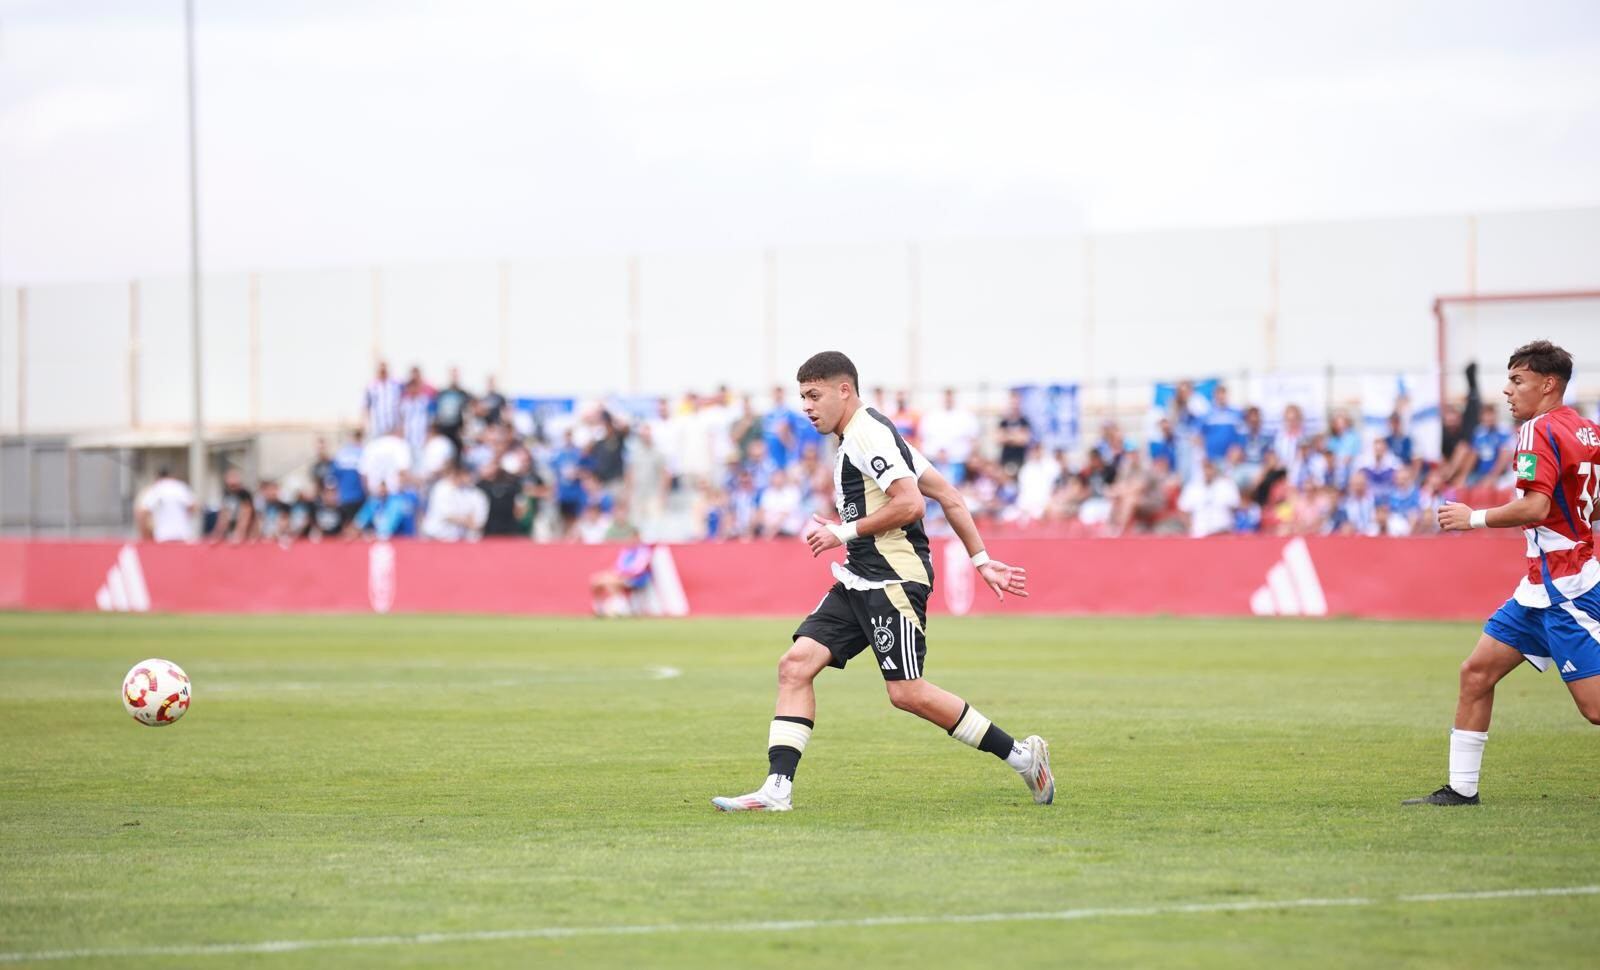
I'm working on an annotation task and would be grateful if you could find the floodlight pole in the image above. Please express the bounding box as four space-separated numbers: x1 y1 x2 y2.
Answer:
184 0 206 534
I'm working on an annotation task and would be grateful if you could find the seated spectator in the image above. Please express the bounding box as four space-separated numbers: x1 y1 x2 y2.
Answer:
1363 437 1403 495
360 428 412 494
419 423 457 483
1178 459 1240 537
1374 499 1411 537
1239 405 1273 469
287 485 318 541
311 483 350 541
421 462 489 541
889 390 920 443
589 528 654 616
760 468 805 537
1148 416 1178 471
1014 443 1059 520
1327 411 1362 475
352 479 418 540
256 480 292 543
478 457 524 537
576 493 617 544
1337 470 1378 536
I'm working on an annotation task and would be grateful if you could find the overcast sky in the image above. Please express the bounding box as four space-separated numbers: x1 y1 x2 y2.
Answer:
2 0 1597 283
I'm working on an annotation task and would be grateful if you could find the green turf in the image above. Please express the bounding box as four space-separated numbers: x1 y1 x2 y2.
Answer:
1 612 1597 968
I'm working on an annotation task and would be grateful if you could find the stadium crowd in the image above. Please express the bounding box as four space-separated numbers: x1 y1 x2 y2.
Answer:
137 362 1518 545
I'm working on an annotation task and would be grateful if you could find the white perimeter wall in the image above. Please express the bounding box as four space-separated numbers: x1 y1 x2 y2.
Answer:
2 206 1597 434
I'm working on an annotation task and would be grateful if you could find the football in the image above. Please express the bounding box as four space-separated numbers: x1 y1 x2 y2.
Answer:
121 659 192 727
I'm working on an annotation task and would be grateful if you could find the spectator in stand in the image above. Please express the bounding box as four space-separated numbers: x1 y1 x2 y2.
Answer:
1178 459 1240 538
422 462 488 542
399 366 436 469
1388 464 1424 532
740 437 780 491
256 480 292 543
363 360 403 439
331 429 367 522
1373 499 1410 537
287 485 317 540
585 410 629 490
1014 442 1059 521
310 438 334 491
360 427 412 494
418 423 457 484
516 456 552 538
477 374 508 427
764 385 819 466
1148 416 1177 471
433 367 473 446
352 479 418 539
1272 403 1307 469
1384 411 1415 466
311 483 350 541
550 430 589 535
727 468 761 539
760 467 805 538
1467 401 1512 484
1326 411 1362 478
478 456 524 537
889 390 920 444
137 467 196 543
921 388 981 483
1093 421 1133 484
1169 380 1209 435
1363 437 1403 495
996 391 1034 475
576 492 617 544
1337 470 1379 536
1200 384 1244 462
208 467 256 543
1240 406 1273 469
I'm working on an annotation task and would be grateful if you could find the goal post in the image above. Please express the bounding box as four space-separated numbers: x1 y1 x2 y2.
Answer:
1435 291 1600 408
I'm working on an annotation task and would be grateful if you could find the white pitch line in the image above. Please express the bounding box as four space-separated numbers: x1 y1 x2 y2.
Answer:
1 885 1594 964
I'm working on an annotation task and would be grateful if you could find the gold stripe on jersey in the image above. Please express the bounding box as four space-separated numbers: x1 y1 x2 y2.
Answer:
837 407 934 585
883 582 925 634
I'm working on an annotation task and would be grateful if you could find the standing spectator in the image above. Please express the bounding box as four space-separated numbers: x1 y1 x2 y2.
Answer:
399 366 436 469
1272 403 1307 469
585 411 629 488
256 480 291 543
921 388 981 483
1326 411 1363 477
1362 437 1403 494
1177 460 1240 537
433 367 473 446
759 468 805 537
1239 406 1273 467
1200 385 1244 462
1015 443 1059 521
625 423 671 533
889 390 920 444
1093 421 1133 483
1337 470 1379 536
360 428 412 494
1383 412 1415 466
136 467 196 543
477 458 523 537
478 374 508 426
1169 380 1209 435
1148 416 1178 471
1468 402 1511 484
996 391 1034 475
331 429 367 522
363 361 403 439
419 424 457 484
209 467 256 543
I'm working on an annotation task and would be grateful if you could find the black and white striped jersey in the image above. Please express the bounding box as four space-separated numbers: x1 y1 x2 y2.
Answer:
832 407 934 589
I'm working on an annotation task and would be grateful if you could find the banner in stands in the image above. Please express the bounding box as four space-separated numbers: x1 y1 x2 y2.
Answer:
0 534 1524 621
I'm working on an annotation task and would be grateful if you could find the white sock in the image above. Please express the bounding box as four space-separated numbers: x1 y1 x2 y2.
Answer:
1004 740 1033 772
762 773 791 799
1449 728 1488 797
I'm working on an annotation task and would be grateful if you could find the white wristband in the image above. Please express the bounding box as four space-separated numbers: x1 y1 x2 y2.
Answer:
827 521 859 542
1469 509 1488 529
971 550 991 568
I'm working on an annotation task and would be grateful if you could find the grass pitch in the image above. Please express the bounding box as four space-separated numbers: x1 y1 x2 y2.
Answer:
2 612 1598 968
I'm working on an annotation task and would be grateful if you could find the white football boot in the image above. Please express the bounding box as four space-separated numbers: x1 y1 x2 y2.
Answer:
711 774 793 812
1018 735 1054 805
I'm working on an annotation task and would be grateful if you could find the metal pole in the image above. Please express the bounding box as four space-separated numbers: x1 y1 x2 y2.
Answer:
185 0 206 530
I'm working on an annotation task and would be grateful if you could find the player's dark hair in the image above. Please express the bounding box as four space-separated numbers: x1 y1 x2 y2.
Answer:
796 351 858 388
1508 340 1573 385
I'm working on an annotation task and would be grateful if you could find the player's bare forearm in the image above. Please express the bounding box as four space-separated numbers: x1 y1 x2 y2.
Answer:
1437 493 1551 531
918 465 982 557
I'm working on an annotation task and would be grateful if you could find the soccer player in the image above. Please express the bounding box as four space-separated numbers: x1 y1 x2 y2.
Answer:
712 351 1052 812
1405 340 1600 806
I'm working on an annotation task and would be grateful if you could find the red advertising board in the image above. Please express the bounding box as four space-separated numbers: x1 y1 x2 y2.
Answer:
0 533 1523 621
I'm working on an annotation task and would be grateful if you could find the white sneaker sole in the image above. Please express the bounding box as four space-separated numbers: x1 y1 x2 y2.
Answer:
711 794 792 812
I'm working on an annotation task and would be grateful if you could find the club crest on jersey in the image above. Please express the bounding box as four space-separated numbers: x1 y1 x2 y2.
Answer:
870 456 892 476
871 616 895 654
1516 452 1538 481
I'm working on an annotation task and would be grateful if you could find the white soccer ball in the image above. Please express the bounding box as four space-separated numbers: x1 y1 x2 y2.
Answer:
121 659 192 727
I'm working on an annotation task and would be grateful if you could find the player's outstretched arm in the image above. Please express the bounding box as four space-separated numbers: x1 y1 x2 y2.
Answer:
1437 492 1551 531
917 464 1028 602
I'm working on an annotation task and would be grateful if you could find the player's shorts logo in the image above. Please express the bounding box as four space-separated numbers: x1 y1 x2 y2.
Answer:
871 616 895 653
870 456 891 476
1516 452 1538 481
